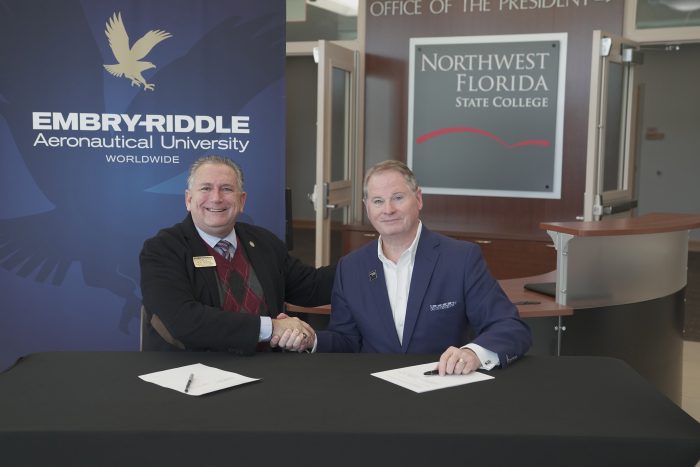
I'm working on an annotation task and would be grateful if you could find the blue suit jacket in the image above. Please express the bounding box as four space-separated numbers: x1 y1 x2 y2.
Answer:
316 227 531 367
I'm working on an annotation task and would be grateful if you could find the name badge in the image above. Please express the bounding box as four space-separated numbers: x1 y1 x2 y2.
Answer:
192 256 216 268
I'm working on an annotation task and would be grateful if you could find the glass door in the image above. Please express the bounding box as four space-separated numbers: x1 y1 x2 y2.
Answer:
313 40 357 266
584 31 643 221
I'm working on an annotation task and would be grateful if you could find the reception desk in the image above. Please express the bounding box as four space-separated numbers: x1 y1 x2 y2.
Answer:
1 352 698 467
530 212 700 403
541 212 700 309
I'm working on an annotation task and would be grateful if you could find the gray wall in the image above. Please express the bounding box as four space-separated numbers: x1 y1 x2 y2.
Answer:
636 43 700 241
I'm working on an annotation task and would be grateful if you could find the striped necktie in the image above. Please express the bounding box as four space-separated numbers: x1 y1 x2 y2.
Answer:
214 240 234 260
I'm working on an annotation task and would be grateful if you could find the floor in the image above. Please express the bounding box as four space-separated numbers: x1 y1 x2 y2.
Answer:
682 339 700 422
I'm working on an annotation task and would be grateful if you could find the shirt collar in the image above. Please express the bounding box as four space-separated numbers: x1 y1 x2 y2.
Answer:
194 226 238 250
377 221 422 265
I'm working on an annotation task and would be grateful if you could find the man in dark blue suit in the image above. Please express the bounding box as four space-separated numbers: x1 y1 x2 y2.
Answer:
278 160 530 374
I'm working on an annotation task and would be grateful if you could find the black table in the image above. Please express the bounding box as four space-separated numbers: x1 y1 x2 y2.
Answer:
1 352 698 467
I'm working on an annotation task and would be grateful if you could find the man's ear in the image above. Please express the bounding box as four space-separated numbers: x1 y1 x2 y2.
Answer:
185 190 192 212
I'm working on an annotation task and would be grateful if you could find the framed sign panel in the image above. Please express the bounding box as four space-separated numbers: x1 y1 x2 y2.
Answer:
408 33 567 199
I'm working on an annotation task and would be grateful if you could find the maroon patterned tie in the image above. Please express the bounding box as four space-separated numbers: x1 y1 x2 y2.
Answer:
208 239 266 316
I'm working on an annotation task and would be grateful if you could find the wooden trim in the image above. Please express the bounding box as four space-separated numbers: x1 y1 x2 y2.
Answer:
286 271 573 319
541 212 700 237
285 303 331 315
499 271 574 319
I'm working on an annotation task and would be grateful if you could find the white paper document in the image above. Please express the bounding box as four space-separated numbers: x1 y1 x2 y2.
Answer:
139 363 259 396
371 362 494 393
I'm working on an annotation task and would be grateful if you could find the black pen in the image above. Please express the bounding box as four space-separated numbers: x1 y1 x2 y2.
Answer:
184 373 194 393
514 300 541 305
423 369 440 376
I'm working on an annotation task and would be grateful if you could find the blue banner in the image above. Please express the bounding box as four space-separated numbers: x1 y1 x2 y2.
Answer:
0 0 286 369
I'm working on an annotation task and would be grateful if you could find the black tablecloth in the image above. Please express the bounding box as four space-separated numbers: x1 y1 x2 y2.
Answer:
0 352 698 467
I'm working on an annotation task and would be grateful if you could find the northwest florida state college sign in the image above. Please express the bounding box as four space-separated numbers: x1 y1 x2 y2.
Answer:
408 33 567 199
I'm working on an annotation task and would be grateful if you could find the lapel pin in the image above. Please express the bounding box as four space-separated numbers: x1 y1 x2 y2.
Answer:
249 241 255 247
369 270 377 281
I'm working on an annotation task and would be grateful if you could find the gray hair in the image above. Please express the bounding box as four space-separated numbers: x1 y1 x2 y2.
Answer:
187 155 244 191
363 160 419 199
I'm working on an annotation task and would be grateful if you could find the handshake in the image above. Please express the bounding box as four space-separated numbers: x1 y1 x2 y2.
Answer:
270 313 315 352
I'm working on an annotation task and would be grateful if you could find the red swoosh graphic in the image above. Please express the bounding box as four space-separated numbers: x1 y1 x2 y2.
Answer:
416 127 550 148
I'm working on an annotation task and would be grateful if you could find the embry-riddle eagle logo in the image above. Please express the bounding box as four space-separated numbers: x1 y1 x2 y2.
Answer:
103 12 171 91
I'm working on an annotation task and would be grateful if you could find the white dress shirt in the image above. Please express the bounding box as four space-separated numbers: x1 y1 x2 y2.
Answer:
378 222 499 370
377 222 422 344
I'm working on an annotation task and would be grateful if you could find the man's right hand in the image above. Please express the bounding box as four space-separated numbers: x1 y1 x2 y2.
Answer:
270 313 315 352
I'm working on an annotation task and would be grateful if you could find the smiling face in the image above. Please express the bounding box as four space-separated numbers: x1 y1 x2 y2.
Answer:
185 162 246 237
364 169 423 245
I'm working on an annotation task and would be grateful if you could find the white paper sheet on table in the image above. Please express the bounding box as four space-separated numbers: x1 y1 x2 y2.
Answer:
371 362 494 393
139 363 259 396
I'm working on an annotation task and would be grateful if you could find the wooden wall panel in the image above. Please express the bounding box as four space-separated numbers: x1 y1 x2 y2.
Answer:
363 2 625 241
